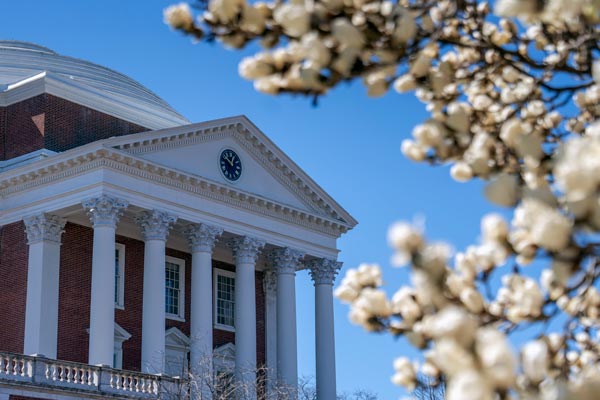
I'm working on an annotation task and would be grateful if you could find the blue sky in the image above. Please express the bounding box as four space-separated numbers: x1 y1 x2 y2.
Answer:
1 1 499 397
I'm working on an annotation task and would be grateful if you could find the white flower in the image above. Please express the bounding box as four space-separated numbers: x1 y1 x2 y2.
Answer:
391 357 417 390
450 162 473 182
555 136 600 201
476 328 516 389
387 222 424 254
410 51 432 78
356 263 383 287
514 199 571 251
332 18 365 49
209 0 246 23
401 139 426 162
391 287 422 322
446 102 471 133
447 370 494 400
240 5 266 34
239 56 273 79
460 287 484 313
164 3 194 29
353 288 392 317
393 74 416 93
392 12 417 44
273 4 310 37
427 306 477 347
412 120 447 148
484 174 519 207
429 338 476 377
522 340 549 383
254 75 282 94
481 213 508 243
593 60 600 85
301 33 331 67
500 118 529 148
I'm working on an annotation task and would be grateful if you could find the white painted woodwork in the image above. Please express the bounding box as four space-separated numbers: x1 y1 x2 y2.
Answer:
23 214 65 358
230 236 265 399
137 210 176 374
84 195 128 367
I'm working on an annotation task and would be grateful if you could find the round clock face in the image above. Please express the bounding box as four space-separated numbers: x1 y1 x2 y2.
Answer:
219 149 242 182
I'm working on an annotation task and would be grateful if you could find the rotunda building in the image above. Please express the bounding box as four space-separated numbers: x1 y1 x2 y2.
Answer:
0 41 355 400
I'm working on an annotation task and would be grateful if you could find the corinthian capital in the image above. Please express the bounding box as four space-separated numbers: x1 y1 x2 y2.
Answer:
185 223 223 252
308 258 342 285
228 236 265 264
23 214 66 245
135 210 177 241
82 195 128 228
268 247 304 275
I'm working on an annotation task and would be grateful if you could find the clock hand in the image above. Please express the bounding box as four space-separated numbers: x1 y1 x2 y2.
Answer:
226 157 234 166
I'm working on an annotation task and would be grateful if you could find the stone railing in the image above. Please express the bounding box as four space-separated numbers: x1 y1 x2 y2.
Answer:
0 352 181 398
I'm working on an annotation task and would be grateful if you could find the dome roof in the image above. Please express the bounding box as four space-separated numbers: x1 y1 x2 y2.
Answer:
0 41 190 129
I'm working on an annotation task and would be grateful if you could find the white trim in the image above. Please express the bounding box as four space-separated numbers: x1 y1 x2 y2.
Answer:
115 243 125 310
213 269 236 332
165 255 186 321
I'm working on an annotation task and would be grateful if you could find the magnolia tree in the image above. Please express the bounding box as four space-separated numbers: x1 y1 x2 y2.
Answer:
165 0 600 399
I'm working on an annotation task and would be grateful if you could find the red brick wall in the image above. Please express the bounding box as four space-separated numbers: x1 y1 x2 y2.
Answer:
44 95 147 153
0 222 266 372
0 95 46 160
0 222 28 353
10 396 51 400
0 95 148 160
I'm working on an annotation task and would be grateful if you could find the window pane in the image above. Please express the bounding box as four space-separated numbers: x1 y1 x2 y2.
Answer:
216 274 235 327
165 262 180 316
115 248 121 305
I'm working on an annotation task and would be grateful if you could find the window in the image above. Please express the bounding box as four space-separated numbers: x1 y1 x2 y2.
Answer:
165 256 185 320
115 244 125 309
214 270 235 330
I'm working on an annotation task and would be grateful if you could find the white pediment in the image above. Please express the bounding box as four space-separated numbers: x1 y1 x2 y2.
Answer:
106 116 357 228
137 136 309 211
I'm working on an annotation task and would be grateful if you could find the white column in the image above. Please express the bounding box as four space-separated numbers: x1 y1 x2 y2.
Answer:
83 195 128 366
23 214 66 358
309 259 342 400
263 269 277 398
136 210 177 374
185 223 222 388
269 248 304 395
228 236 265 398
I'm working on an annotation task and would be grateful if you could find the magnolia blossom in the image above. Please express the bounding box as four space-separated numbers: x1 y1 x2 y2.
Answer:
168 0 600 397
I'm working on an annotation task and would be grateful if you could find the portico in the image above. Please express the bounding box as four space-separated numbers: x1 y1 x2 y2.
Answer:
1 116 356 400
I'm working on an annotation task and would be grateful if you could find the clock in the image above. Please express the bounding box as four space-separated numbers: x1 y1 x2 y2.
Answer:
219 149 242 182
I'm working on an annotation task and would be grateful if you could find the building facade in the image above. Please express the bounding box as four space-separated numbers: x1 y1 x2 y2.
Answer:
0 41 356 400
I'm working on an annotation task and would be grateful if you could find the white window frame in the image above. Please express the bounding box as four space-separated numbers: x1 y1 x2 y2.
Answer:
213 269 236 332
165 256 186 321
115 244 125 310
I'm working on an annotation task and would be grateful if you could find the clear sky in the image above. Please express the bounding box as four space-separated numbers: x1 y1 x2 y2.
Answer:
0 1 500 398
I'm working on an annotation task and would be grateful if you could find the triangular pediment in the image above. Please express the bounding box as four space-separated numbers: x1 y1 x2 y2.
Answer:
165 327 190 351
105 116 356 228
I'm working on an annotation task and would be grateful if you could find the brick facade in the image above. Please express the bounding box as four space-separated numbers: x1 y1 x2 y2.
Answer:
0 94 147 160
0 221 266 371
0 95 266 372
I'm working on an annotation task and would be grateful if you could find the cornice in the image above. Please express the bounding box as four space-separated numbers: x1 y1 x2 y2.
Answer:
0 148 350 237
109 117 357 228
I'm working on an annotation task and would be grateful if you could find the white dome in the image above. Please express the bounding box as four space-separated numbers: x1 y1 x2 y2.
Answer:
0 41 190 129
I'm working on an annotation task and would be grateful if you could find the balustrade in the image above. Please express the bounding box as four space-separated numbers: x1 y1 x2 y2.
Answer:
0 352 179 398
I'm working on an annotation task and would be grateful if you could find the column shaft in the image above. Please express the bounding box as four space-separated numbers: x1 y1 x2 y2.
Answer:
84 195 128 366
141 239 167 373
235 259 256 375
89 225 118 365
23 215 65 358
190 250 213 372
309 259 342 400
229 236 264 399
137 209 176 374
315 283 336 400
